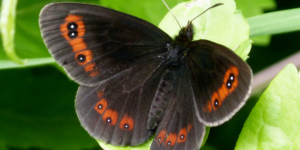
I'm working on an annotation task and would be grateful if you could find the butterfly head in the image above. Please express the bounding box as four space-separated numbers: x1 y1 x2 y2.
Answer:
174 22 194 45
173 3 223 45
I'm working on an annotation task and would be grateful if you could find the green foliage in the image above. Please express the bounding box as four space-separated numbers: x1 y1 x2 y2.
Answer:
235 64 300 150
236 0 276 46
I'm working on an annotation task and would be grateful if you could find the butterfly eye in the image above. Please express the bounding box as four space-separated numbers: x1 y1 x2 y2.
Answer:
186 31 193 39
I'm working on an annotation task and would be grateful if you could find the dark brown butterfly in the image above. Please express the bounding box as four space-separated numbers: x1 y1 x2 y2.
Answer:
39 2 252 150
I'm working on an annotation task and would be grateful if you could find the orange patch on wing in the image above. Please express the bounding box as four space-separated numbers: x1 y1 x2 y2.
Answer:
177 128 187 143
98 91 104 98
165 133 177 147
94 98 107 115
68 38 87 52
177 124 193 143
85 63 95 72
204 66 239 112
119 114 134 131
59 15 98 72
65 15 82 22
75 21 85 29
60 23 69 35
75 50 93 65
102 109 118 126
157 130 167 144
187 124 193 132
90 71 99 77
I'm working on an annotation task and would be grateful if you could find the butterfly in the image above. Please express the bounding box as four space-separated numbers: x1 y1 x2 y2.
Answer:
39 2 252 150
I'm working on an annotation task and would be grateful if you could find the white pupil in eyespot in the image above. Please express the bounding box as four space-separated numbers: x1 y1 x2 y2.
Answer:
227 83 231 87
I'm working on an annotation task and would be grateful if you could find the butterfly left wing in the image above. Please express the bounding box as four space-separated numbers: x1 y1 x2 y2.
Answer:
76 62 169 146
150 62 205 150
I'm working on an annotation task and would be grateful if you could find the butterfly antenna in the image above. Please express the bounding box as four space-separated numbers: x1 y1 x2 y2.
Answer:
185 3 224 30
162 0 182 28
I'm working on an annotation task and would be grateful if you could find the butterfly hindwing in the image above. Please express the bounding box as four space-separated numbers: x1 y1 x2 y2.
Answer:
39 3 172 86
187 40 252 126
76 62 169 146
150 62 205 150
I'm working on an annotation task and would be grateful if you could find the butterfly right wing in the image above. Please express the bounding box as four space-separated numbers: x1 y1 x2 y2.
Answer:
186 40 252 126
39 3 172 87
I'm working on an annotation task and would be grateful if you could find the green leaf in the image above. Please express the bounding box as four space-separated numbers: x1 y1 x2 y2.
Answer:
99 137 154 150
248 8 300 37
99 0 185 26
0 67 97 150
0 0 99 69
159 0 251 58
0 0 24 64
235 0 276 46
202 126 211 147
235 0 276 18
0 57 55 69
235 64 300 149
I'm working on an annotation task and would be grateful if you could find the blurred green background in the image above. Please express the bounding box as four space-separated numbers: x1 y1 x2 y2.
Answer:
0 0 299 150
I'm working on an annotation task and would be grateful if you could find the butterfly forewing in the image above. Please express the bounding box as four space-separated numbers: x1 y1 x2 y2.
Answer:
187 40 252 126
39 3 172 86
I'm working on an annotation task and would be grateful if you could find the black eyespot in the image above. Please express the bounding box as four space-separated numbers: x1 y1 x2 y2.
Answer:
167 141 171 146
68 31 78 38
227 82 232 88
214 99 219 107
226 73 235 89
98 104 103 110
158 137 161 142
77 54 86 62
123 124 129 129
67 22 78 30
106 117 111 123
180 135 184 139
